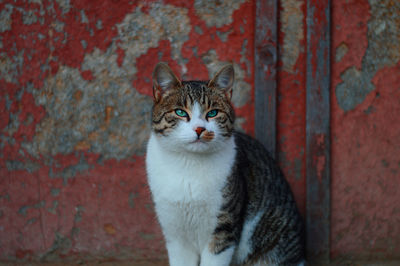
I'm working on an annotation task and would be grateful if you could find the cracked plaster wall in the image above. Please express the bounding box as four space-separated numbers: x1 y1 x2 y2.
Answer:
335 0 400 111
331 0 400 260
0 0 255 261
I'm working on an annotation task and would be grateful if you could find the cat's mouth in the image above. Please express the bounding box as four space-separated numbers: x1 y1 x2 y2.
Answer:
190 139 207 144
190 131 215 144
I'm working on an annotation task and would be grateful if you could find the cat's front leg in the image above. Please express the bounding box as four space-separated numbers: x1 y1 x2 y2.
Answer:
200 244 235 266
166 240 199 266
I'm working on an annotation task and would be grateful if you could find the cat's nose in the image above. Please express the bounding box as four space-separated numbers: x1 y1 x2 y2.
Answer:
195 127 206 137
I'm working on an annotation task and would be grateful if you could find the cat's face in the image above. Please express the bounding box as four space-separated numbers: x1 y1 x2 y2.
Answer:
151 63 235 154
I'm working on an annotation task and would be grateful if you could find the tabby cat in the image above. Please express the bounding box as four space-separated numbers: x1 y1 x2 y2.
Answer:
146 62 305 266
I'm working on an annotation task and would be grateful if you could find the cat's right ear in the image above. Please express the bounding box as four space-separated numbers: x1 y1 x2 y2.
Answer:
152 62 181 102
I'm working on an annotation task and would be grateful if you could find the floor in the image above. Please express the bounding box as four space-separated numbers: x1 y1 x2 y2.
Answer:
2 259 400 265
0 261 168 266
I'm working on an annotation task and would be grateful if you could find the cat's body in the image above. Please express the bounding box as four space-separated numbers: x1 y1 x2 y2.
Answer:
146 63 305 266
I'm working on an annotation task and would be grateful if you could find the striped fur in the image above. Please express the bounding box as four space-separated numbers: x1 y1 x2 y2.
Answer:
146 63 305 266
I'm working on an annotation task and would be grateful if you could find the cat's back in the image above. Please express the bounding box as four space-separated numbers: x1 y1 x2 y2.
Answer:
233 130 293 199
233 131 274 169
232 131 305 265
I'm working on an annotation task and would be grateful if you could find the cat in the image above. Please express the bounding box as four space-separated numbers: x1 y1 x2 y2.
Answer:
146 62 305 266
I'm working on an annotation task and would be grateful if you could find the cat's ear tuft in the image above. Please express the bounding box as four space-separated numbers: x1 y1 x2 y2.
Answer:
208 64 234 99
152 62 181 102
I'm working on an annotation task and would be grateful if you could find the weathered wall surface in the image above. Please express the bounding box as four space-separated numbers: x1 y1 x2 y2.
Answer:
331 0 400 261
278 0 400 262
0 0 255 262
277 0 307 215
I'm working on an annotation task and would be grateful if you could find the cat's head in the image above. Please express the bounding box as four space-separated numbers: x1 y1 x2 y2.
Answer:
151 62 235 154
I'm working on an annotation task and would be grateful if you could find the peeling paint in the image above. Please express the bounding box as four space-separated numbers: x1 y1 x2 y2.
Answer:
0 0 255 262
335 42 348 62
50 188 60 197
194 0 246 28
280 0 304 73
41 232 72 260
331 0 400 260
336 66 375 111
22 9 38 25
0 52 25 84
277 0 307 215
0 5 13 32
5 160 40 173
54 0 71 14
117 3 191 71
22 64 152 159
336 0 400 111
74 206 84 222
18 201 45 217
48 200 59 214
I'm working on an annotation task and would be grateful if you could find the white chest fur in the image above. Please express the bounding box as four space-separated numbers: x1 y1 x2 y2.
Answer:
146 133 236 251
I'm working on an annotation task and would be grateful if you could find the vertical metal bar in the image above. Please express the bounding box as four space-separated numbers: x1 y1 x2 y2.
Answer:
254 0 278 158
305 0 331 263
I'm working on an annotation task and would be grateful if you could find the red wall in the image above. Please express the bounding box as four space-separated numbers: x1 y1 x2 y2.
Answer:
331 0 400 260
0 0 399 263
0 0 255 262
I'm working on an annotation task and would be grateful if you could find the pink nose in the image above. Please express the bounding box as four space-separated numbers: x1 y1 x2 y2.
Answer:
195 127 206 137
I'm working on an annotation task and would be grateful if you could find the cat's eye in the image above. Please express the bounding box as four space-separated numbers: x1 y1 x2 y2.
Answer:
175 109 188 117
206 109 218 118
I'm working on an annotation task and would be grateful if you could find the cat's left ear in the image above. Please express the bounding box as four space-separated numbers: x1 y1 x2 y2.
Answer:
208 64 234 99
152 62 182 102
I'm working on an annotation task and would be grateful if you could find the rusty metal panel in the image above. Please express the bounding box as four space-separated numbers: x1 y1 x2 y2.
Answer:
254 0 278 157
305 0 331 263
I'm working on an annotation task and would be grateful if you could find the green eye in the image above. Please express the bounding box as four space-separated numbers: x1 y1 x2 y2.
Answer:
175 109 188 117
206 109 218 118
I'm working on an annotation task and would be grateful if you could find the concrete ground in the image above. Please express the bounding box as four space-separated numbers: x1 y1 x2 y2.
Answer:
3 260 400 266
0 261 168 266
